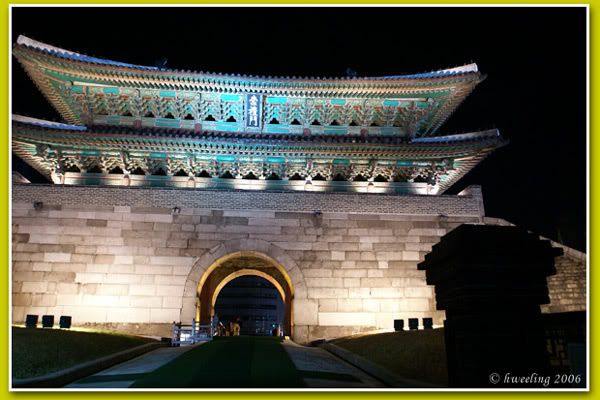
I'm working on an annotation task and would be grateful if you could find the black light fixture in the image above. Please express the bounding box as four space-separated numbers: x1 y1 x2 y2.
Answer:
25 314 38 328
423 317 433 329
394 319 404 331
41 315 54 328
33 201 43 210
59 316 72 329
408 318 419 330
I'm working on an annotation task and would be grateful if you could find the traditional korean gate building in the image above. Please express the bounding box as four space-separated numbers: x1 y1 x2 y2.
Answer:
11 36 586 342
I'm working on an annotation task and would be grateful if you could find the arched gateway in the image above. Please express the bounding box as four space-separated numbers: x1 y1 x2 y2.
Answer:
11 36 584 346
181 239 306 339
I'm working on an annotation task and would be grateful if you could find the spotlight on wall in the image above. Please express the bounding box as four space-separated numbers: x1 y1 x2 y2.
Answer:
394 319 404 331
408 318 419 330
423 317 433 330
41 315 54 328
33 201 44 210
59 315 72 329
171 206 181 215
25 314 38 328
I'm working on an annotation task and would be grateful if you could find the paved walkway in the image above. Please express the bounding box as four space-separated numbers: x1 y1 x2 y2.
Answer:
65 344 200 388
283 341 385 388
65 339 384 388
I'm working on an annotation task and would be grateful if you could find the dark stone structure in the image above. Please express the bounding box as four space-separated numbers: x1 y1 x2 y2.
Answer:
418 225 562 388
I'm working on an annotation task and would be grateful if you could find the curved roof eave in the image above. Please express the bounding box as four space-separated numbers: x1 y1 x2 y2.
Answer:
15 35 480 84
12 114 87 131
412 129 502 143
16 35 159 71
11 114 505 147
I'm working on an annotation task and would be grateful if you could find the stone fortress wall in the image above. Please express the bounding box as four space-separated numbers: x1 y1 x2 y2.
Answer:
11 184 586 343
482 217 587 314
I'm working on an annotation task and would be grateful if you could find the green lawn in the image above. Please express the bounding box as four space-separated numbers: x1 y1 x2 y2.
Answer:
131 336 304 388
12 327 155 379
332 329 448 385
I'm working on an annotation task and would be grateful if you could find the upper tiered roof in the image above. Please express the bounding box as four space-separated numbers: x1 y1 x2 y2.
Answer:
12 35 504 195
14 35 483 138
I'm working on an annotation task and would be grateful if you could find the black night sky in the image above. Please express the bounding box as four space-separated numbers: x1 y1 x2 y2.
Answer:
11 7 587 251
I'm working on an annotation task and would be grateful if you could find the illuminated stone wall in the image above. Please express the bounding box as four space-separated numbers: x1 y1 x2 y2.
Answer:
11 184 585 342
483 217 587 314
11 184 484 214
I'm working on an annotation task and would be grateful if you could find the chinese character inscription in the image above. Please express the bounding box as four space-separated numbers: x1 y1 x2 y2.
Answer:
245 94 262 128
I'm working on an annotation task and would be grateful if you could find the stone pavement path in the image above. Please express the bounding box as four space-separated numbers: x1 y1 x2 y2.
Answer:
283 341 385 388
65 344 200 388
65 339 384 388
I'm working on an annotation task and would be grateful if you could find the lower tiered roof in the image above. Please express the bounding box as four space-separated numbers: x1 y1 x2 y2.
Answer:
12 116 506 195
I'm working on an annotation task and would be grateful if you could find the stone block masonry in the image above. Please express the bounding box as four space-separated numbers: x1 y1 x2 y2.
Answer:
12 184 485 216
11 184 585 343
483 217 586 314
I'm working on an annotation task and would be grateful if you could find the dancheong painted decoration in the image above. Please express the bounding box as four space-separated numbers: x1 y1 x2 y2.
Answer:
12 35 507 194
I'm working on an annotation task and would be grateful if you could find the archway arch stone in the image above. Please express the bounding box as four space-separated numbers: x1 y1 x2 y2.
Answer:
181 238 309 340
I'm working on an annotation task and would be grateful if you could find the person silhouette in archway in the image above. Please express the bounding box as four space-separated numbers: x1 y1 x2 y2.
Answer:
232 317 241 336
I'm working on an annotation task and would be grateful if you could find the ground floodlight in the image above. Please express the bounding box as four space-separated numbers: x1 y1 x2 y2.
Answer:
41 315 54 328
408 318 419 330
394 319 404 331
423 317 433 329
59 315 72 329
25 314 38 328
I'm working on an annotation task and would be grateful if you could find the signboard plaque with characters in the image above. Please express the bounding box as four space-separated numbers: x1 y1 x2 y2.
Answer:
245 93 262 129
